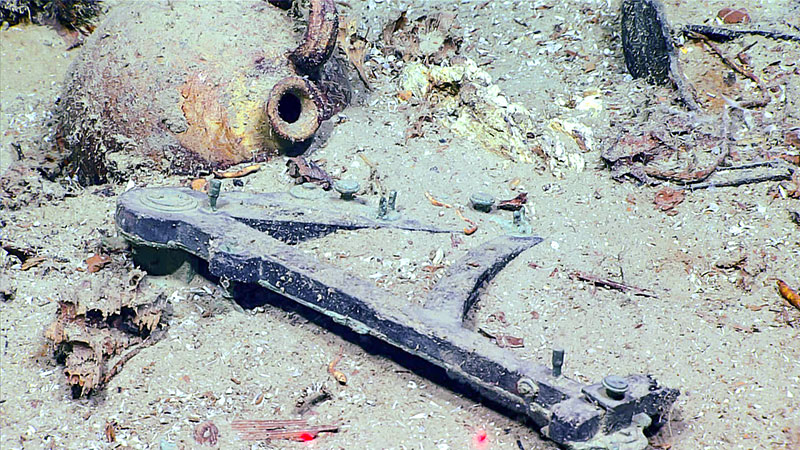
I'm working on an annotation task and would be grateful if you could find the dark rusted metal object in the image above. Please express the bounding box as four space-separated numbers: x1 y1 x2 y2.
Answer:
289 0 339 76
116 186 679 449
620 0 699 110
56 0 350 184
266 77 326 143
621 0 674 85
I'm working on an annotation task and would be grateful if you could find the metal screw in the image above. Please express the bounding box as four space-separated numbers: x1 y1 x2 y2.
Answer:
602 375 629 400
513 209 524 226
470 192 495 213
378 196 388 218
517 377 538 397
208 179 222 211
334 179 360 200
552 348 564 377
377 191 400 221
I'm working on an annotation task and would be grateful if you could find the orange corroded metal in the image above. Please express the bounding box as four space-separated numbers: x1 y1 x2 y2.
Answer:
56 0 348 184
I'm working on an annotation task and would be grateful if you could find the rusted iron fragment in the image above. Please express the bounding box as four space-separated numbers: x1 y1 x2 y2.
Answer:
289 0 339 75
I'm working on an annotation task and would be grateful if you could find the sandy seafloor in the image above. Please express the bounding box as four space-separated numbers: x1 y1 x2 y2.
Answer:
1 0 799 449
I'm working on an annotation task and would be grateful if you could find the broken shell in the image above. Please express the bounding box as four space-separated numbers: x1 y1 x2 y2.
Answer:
431 248 445 266
717 7 750 24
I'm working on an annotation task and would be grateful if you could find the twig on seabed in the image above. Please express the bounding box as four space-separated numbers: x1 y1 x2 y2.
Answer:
103 345 145 384
570 271 657 298
683 24 800 43
687 31 769 108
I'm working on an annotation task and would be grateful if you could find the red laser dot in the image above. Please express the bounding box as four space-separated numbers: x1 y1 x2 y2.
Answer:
298 432 314 442
472 428 489 448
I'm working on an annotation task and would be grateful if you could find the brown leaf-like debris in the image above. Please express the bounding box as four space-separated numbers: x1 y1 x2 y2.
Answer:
286 156 333 190
495 335 524 348
497 192 528 211
86 254 111 273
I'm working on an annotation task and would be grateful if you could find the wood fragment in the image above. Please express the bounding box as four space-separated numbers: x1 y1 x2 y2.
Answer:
86 254 111 273
455 208 477 235
570 271 657 298
644 151 729 185
286 157 333 189
20 256 45 271
327 346 347 385
678 161 794 190
358 153 384 195
424 192 452 208
495 334 524 348
339 17 371 90
745 304 768 312
104 421 116 443
2 242 38 262
777 279 800 310
103 345 145 384
295 389 332 416
421 264 446 273
232 419 338 441
683 25 800 43
214 163 261 179
478 328 524 348
190 178 209 192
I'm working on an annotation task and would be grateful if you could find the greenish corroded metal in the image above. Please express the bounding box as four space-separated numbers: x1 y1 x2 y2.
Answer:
290 182 325 200
333 179 360 200
603 375 630 400
469 192 495 213
139 190 198 212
